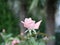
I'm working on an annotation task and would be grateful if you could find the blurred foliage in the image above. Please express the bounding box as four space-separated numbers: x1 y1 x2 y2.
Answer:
56 33 60 45
0 0 20 35
0 30 49 45
0 29 55 45
28 0 46 12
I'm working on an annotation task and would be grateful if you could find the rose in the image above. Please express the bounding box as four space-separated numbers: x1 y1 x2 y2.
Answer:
21 18 42 35
21 18 42 30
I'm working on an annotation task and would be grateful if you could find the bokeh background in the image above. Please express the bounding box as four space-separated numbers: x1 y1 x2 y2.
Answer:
0 0 60 45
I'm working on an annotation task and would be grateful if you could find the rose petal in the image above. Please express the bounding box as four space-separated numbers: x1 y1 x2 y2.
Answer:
34 20 42 29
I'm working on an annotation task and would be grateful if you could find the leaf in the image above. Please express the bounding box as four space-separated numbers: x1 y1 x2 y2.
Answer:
40 0 46 7
49 36 55 40
38 41 45 45
19 41 28 45
27 37 37 45
6 33 12 38
29 0 39 12
1 43 5 45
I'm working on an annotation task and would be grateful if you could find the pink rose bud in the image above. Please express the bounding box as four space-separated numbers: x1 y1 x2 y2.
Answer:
12 39 20 45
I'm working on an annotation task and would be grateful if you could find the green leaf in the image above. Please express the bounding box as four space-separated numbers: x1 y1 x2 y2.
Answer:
49 36 55 40
27 37 37 45
38 41 45 45
1 43 5 45
6 34 12 38
29 0 39 12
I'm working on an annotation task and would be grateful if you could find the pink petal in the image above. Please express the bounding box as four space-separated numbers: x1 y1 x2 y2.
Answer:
25 18 28 22
24 18 31 23
12 39 20 45
34 20 42 29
